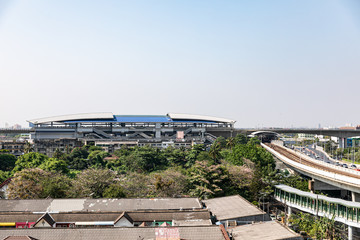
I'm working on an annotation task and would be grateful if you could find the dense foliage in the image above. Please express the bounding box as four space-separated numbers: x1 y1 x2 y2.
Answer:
290 212 344 239
0 135 306 202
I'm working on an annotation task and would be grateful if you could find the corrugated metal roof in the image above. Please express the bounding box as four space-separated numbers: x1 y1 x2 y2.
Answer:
0 198 202 213
231 221 301 240
0 210 210 223
0 226 226 240
203 195 265 221
0 210 210 222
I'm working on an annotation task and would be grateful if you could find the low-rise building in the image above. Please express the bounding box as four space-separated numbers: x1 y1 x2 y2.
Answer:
229 221 301 240
203 195 271 226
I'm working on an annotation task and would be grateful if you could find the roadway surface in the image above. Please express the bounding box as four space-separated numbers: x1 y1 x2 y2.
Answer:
266 143 360 180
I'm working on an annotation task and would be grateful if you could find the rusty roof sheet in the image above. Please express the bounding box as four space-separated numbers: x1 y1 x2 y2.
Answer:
0 226 226 240
203 195 265 221
0 198 202 213
0 210 210 223
231 221 301 240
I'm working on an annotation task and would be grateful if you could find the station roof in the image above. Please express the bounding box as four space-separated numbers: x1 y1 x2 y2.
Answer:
28 113 235 124
28 113 114 124
168 113 235 124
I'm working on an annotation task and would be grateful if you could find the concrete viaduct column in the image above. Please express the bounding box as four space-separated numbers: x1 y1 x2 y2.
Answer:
349 226 353 240
339 137 347 149
351 192 360 202
287 206 292 226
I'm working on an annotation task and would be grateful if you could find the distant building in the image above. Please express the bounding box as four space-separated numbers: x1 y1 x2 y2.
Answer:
340 126 357 130
296 133 315 140
0 141 26 157
28 113 235 156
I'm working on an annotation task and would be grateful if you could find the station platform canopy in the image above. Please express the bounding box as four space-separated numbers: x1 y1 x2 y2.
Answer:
28 113 235 125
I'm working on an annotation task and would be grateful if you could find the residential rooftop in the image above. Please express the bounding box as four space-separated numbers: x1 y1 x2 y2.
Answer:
0 226 227 240
230 221 301 240
0 198 202 213
203 195 267 221
0 210 211 224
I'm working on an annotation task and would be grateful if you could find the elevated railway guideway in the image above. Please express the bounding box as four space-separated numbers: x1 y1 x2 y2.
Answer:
262 143 360 198
275 184 360 240
0 128 32 134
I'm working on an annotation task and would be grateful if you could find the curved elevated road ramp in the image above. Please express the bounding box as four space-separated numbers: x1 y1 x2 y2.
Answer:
262 143 360 196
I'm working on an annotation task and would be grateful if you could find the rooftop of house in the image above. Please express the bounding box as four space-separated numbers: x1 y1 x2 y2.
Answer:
230 221 301 240
0 210 211 224
0 226 227 240
203 195 266 221
0 198 202 213
3 236 38 240
0 178 12 189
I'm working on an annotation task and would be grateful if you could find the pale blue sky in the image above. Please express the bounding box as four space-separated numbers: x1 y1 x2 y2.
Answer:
0 0 359 128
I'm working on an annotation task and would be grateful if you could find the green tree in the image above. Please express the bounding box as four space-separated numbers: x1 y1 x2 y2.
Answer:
41 173 71 198
7 168 51 199
103 184 126 198
226 137 235 149
234 134 248 145
70 168 117 198
185 144 205 167
88 150 109 168
213 136 226 149
209 142 222 163
39 158 69 174
0 170 11 183
23 142 34 154
53 148 65 159
0 154 16 171
152 168 189 197
162 147 187 167
88 146 103 152
12 152 48 172
188 160 229 199
120 172 153 198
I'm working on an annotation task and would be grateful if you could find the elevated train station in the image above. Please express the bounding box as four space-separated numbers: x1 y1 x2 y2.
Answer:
27 113 235 156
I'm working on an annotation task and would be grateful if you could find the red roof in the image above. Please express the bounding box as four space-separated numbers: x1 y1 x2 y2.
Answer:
0 178 12 188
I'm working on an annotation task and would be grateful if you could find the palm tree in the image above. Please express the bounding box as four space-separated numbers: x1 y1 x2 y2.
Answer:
209 142 221 163
226 137 235 149
23 141 34 154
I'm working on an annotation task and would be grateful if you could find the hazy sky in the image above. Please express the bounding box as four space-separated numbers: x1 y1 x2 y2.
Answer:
1 0 359 128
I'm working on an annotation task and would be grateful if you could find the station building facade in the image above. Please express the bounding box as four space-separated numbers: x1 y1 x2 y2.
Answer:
28 113 235 156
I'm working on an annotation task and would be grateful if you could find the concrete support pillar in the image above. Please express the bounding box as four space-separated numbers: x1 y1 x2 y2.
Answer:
155 123 161 139
287 206 292 226
339 137 347 149
288 206 292 216
351 192 360 202
349 225 353 240
339 138 343 148
352 192 355 202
